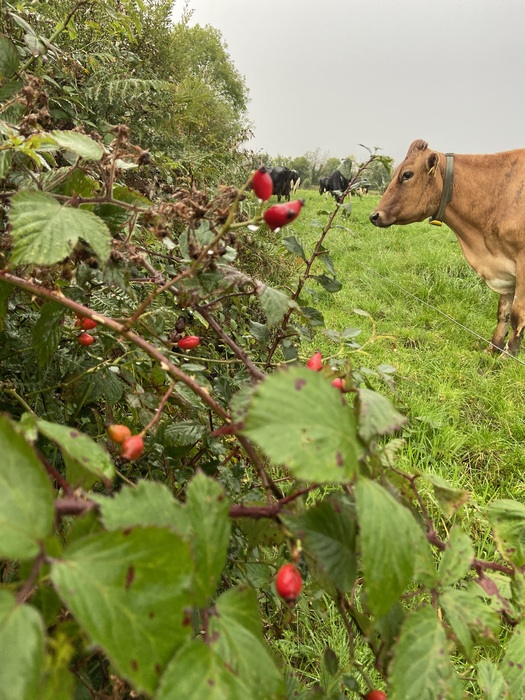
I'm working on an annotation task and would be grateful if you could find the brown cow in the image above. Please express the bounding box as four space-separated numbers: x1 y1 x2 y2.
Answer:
370 138 525 355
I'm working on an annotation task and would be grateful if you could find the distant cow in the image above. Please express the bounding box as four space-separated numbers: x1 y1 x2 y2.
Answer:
290 169 300 194
319 170 350 201
370 138 525 355
268 166 292 202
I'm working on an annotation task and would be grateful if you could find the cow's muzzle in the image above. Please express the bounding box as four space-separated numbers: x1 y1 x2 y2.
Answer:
369 211 390 227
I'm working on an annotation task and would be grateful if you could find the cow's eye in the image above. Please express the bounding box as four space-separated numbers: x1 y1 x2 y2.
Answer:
401 170 413 181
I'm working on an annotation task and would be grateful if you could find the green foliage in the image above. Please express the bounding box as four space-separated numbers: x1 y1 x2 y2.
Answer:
2 2 525 698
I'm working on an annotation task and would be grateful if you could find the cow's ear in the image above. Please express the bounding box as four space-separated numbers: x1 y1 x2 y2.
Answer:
427 152 439 174
407 139 428 154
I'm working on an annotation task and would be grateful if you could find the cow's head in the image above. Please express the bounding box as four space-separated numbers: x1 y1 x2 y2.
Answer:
370 140 443 227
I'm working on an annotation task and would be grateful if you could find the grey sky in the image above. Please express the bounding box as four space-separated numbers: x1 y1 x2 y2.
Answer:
173 0 525 166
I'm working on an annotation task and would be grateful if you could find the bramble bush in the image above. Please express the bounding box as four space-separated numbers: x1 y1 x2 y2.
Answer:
2 10 525 700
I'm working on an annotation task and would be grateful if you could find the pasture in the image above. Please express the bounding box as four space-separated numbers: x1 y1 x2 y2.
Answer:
265 188 525 693
286 188 525 533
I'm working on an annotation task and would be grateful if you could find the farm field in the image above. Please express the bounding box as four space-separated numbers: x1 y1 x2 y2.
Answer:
285 188 525 537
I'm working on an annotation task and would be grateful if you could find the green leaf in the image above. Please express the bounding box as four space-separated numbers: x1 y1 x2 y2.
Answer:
51 527 193 696
500 620 525 696
0 34 20 79
0 592 45 700
32 301 67 368
281 235 306 260
163 420 206 447
256 283 293 326
300 306 325 327
284 496 357 591
156 638 248 699
356 388 407 443
249 320 270 345
0 150 13 180
477 659 510 700
312 274 342 293
35 418 115 489
242 367 359 483
93 480 188 535
439 587 499 659
487 499 525 567
355 479 428 617
50 130 105 161
424 473 470 519
0 416 55 559
209 586 284 699
437 527 474 587
186 472 231 605
389 606 463 700
9 190 111 266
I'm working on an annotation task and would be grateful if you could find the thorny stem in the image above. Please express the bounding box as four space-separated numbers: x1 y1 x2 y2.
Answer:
139 382 175 436
16 548 46 604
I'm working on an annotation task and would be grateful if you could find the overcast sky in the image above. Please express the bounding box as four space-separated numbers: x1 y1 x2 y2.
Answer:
172 0 525 166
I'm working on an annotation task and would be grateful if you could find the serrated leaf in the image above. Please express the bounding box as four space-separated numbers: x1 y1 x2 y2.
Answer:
186 472 231 606
242 367 359 482
318 252 336 276
257 283 293 326
208 586 284 700
487 499 525 567
0 34 20 79
389 606 463 700
438 527 474 587
284 497 357 591
35 418 115 488
50 130 104 161
0 592 45 700
281 235 306 260
440 587 499 659
156 638 248 699
424 473 470 518
9 190 111 265
93 480 188 535
51 527 193 695
500 620 525 696
300 306 325 327
312 274 342 293
477 659 510 700
356 388 407 443
355 479 429 617
163 420 206 447
0 416 55 559
32 301 66 368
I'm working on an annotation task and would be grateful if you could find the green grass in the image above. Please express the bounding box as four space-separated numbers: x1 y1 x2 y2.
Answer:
285 188 525 521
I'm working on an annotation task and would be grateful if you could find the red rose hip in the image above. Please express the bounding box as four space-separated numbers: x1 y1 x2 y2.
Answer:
275 563 302 603
365 691 387 700
177 335 201 350
263 199 304 231
252 166 273 201
120 434 144 460
78 333 95 346
75 317 97 330
107 424 132 443
306 351 323 371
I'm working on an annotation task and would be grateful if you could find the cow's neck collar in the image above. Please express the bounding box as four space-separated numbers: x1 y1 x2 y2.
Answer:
429 153 455 226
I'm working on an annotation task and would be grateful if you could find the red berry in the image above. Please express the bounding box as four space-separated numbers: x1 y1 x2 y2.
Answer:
306 351 323 371
263 199 304 231
120 434 144 461
331 377 345 391
365 692 387 700
177 335 201 350
275 563 302 603
106 424 132 443
75 317 97 330
252 166 273 201
77 333 94 346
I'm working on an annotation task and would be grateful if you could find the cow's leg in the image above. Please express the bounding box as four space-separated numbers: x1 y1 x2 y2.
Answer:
486 292 513 352
507 289 525 355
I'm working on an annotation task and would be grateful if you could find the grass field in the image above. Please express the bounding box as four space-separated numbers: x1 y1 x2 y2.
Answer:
263 189 525 694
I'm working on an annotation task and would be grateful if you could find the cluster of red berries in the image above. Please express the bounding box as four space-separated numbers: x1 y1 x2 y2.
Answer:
306 351 346 391
251 166 305 232
107 424 144 460
75 313 98 346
